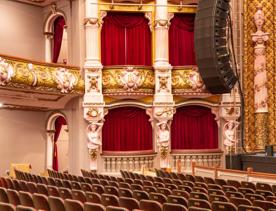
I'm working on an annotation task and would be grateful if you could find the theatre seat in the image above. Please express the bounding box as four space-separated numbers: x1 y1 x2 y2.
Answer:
48 196 66 211
84 202 105 211
64 199 84 211
140 199 162 211
163 203 188 211
119 197 139 210
0 202 15 211
32 193 50 211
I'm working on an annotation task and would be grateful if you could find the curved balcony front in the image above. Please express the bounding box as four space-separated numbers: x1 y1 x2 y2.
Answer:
172 66 210 97
102 65 154 97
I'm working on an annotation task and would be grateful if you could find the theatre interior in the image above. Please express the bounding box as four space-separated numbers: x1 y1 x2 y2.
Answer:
0 0 276 210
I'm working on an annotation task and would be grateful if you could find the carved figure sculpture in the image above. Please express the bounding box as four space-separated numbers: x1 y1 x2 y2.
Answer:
55 68 76 93
252 6 269 113
87 122 103 150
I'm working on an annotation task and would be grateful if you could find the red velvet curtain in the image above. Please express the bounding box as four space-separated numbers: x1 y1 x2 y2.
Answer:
171 106 218 149
169 13 196 66
53 116 67 171
101 12 152 66
52 16 65 63
102 107 153 151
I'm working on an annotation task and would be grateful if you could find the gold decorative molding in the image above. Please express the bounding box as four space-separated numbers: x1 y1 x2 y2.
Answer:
243 0 275 150
255 113 268 151
172 66 209 96
102 66 154 96
0 54 84 94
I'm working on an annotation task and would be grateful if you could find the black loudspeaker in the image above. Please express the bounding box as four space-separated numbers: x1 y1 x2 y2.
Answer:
194 0 237 94
265 145 274 156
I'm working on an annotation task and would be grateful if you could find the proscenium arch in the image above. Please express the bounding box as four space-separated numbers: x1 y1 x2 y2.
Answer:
45 112 67 170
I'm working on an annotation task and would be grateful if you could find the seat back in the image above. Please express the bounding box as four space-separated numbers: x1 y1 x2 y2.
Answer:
0 187 9 203
140 199 162 211
212 201 237 211
105 186 119 197
188 198 211 209
92 184 105 194
101 194 119 207
149 192 167 204
18 191 33 207
163 203 188 211
143 186 157 193
36 184 48 196
190 192 209 201
84 202 105 211
64 199 84 211
72 190 86 203
209 194 229 203
256 183 272 192
133 190 149 201
85 192 101 204
58 187 72 199
119 188 133 198
253 200 276 210
7 189 20 206
172 190 189 199
81 183 93 192
0 202 15 211
48 196 66 211
106 206 129 211
245 193 265 202
119 196 139 210
16 205 36 211
26 183 37 194
47 185 59 197
229 197 252 207
157 188 172 195
33 193 50 211
237 205 264 211
167 195 188 207
71 181 82 190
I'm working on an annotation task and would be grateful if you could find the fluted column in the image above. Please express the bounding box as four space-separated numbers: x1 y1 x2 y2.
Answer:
83 0 106 171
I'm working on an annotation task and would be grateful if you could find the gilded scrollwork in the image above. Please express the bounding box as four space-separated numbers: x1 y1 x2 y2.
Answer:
102 66 154 95
172 66 206 94
0 55 84 94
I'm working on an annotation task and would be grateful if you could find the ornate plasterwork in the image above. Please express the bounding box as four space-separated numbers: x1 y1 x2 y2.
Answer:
0 55 84 94
172 66 208 96
102 66 154 96
0 57 14 86
54 68 77 93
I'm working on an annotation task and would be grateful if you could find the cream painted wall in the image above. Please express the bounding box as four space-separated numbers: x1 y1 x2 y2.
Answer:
57 125 69 172
0 0 44 60
0 109 47 176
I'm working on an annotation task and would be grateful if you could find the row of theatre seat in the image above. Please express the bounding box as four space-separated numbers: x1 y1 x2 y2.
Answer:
0 169 275 211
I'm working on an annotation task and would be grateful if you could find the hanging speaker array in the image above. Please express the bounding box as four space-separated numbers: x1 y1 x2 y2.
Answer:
194 0 237 94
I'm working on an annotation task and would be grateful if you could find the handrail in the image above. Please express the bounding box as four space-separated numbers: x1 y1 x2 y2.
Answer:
0 53 80 70
171 149 223 154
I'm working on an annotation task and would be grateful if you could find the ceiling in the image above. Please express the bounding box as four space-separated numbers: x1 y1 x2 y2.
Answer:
13 0 58 7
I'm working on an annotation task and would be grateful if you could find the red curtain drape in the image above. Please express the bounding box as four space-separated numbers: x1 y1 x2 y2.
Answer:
52 16 65 63
169 13 196 66
102 107 153 151
171 106 218 150
101 12 152 66
53 116 67 171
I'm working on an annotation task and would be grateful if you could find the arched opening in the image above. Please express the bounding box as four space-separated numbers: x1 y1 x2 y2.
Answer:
171 105 218 150
102 107 153 152
44 12 68 63
46 113 69 171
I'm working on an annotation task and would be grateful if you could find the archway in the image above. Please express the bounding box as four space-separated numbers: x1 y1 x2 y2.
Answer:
44 10 68 63
46 113 68 171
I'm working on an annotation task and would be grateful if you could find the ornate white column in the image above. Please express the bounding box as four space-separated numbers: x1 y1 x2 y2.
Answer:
83 0 106 171
46 130 55 169
153 0 174 169
252 5 269 150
